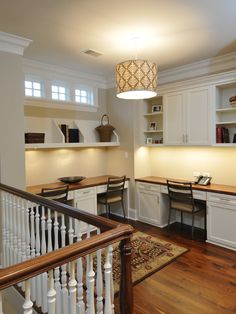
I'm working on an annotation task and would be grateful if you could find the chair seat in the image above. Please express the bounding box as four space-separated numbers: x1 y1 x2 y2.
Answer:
171 200 205 213
98 194 122 204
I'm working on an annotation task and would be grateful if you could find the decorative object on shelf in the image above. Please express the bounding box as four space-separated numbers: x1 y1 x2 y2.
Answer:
58 176 86 184
229 95 236 106
95 114 115 142
60 124 69 142
152 105 162 112
216 127 230 143
146 138 152 144
149 122 157 130
68 128 79 143
25 133 45 143
116 38 157 100
233 134 236 143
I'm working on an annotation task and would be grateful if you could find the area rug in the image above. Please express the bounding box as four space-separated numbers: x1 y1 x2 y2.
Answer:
111 231 188 294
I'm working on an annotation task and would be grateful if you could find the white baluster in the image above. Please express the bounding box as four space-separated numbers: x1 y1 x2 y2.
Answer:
17 197 22 263
47 208 52 252
61 214 68 313
76 221 85 314
109 245 115 314
86 254 95 314
0 290 3 314
12 195 18 264
35 204 42 307
30 202 36 302
69 261 77 314
41 206 48 314
96 229 103 314
21 198 27 263
104 246 112 314
23 280 33 314
9 194 15 265
53 211 61 314
86 224 91 311
68 217 74 245
25 201 31 261
48 269 56 314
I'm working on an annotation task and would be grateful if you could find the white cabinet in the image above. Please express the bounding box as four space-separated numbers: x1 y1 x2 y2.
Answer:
207 192 236 250
164 87 212 145
137 182 168 227
74 187 97 233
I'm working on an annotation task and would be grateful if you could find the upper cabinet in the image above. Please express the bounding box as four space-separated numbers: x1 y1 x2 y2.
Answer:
214 81 236 146
163 86 213 146
141 96 164 146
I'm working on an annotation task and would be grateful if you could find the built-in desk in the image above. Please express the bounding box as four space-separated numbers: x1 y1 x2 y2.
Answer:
27 175 130 218
135 176 236 251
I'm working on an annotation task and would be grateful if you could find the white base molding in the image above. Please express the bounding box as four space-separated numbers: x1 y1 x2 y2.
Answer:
206 240 236 251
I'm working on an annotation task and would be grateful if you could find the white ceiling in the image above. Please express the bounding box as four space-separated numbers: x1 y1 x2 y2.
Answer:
1 0 236 79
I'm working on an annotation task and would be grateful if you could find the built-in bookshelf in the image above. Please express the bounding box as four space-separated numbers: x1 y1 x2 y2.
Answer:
215 82 236 145
142 96 164 146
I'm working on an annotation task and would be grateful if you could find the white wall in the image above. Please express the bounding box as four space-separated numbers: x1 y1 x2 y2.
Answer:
0 51 25 189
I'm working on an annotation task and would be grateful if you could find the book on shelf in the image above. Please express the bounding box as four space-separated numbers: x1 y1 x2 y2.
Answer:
216 127 230 143
60 124 69 143
68 128 79 143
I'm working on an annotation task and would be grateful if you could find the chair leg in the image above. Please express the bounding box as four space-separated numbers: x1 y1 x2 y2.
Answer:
121 200 126 220
191 213 195 239
108 204 111 218
105 204 109 218
181 211 183 228
204 209 207 240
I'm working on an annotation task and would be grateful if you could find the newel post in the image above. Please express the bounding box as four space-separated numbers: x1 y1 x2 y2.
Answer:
119 237 133 314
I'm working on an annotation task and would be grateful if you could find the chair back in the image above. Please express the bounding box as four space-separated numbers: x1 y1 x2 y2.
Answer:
41 185 69 204
106 175 126 195
167 180 194 210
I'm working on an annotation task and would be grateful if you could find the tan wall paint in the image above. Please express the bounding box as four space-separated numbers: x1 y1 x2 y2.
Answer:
0 52 25 189
149 146 236 185
25 148 108 186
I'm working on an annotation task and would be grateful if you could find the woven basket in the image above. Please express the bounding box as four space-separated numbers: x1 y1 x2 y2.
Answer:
95 114 115 142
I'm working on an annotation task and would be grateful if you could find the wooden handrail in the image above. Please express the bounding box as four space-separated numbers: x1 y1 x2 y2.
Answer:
0 182 120 231
0 224 134 291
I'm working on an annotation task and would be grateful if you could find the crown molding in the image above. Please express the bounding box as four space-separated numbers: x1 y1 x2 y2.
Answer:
23 58 107 89
0 32 32 56
106 52 236 88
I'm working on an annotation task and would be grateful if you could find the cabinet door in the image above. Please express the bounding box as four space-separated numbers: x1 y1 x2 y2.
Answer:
138 190 160 226
186 87 212 145
163 92 185 145
207 202 236 249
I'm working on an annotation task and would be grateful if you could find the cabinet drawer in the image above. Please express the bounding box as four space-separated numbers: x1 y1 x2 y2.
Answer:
207 192 236 207
74 187 96 199
68 191 74 200
193 190 207 201
137 182 160 193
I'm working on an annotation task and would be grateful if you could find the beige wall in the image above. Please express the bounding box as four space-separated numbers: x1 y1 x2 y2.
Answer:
148 146 236 185
0 52 25 189
25 147 108 186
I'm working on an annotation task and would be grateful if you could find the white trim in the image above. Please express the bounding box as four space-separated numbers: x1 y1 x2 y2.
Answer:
106 52 236 88
128 208 137 220
23 58 107 89
0 32 31 55
206 240 236 251
25 97 98 112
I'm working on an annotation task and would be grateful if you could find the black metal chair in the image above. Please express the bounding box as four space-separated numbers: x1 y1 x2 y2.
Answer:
41 185 69 204
97 175 126 219
167 180 206 239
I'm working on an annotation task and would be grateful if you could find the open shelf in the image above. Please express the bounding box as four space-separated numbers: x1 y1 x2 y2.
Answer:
24 117 120 149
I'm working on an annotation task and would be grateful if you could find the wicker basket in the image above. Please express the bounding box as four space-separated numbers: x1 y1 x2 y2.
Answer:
95 114 115 142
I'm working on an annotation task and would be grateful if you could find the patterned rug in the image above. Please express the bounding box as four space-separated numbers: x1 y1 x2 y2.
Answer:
111 231 188 294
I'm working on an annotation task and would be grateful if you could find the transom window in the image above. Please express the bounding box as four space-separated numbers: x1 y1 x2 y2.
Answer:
75 88 93 105
51 85 68 101
25 81 41 97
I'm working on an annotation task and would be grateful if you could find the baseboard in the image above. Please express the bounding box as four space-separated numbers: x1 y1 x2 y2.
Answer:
206 240 236 251
128 208 137 220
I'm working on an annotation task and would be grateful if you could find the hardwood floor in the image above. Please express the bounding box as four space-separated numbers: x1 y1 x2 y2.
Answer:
113 217 236 314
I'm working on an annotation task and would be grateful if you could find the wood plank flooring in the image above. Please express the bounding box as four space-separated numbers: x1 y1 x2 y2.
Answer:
113 218 236 314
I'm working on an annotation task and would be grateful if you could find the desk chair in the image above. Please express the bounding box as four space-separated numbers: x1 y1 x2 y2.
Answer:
167 180 206 239
97 175 126 219
41 185 69 204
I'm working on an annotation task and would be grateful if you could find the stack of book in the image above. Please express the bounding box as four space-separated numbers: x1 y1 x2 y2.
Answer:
60 124 79 143
216 127 230 143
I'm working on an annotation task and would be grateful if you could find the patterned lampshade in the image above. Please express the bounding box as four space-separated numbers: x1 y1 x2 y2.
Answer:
116 59 157 99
